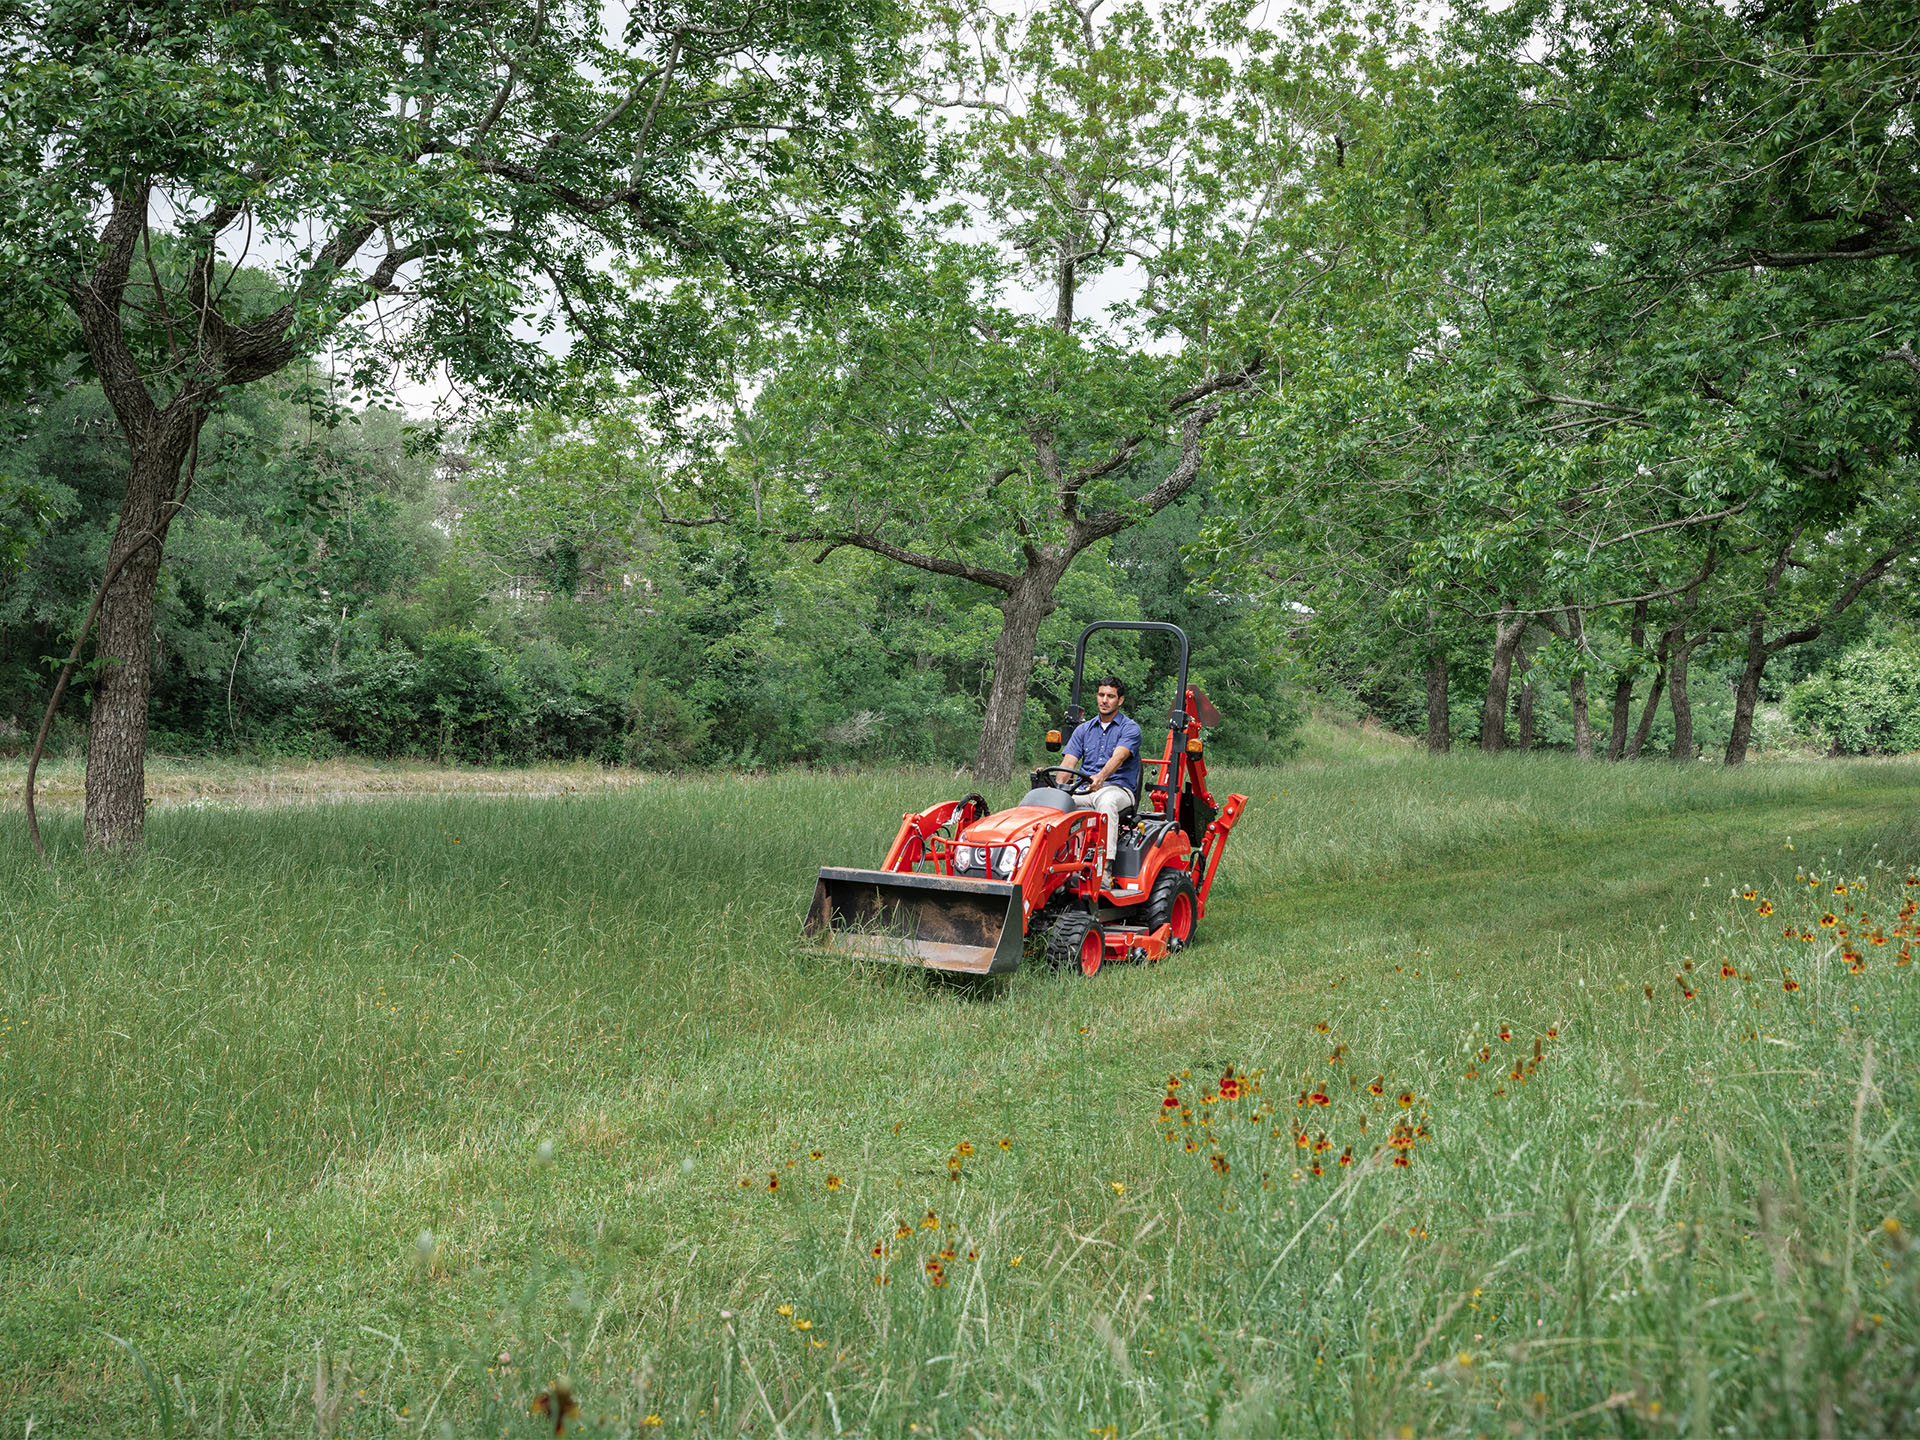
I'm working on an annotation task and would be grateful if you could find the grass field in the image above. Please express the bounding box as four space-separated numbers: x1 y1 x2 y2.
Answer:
4 736 1920 1437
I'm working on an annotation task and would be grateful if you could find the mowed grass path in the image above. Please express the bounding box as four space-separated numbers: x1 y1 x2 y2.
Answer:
4 747 1920 1436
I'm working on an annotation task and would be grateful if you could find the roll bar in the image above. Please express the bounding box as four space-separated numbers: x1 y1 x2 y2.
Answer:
1066 621 1192 806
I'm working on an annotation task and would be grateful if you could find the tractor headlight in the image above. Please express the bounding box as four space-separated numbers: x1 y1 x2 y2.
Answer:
956 845 985 872
994 841 1028 878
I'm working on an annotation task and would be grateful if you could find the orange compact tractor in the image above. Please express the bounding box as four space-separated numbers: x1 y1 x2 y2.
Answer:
804 621 1248 977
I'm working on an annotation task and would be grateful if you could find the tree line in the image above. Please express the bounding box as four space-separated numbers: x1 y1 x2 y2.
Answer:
1 0 1914 849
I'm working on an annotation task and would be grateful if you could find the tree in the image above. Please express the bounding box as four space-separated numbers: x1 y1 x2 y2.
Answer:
723 0 1397 780
1210 0 1919 760
1 0 920 847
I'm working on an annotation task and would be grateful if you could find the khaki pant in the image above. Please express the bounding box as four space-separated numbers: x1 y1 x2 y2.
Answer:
1068 784 1135 861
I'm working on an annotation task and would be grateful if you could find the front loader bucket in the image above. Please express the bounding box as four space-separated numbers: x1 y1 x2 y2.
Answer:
803 867 1024 976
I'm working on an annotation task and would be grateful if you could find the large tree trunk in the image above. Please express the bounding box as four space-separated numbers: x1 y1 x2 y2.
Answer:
1569 669 1591 758
1425 646 1450 755
1666 633 1712 760
1564 604 1592 759
83 422 199 850
1606 598 1646 761
973 562 1066 782
1479 605 1526 753
1514 649 1535 752
1624 625 1674 760
1725 619 1769 767
1667 636 1696 761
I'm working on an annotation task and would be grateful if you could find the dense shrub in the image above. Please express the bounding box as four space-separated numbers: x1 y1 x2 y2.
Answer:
1789 631 1920 755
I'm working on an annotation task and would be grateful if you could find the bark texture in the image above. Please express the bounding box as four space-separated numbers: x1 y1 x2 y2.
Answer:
1667 635 1697 761
1514 658 1535 752
1425 648 1450 755
1562 604 1592 759
1478 606 1527 753
972 563 1066 780
1606 599 1648 761
84 424 206 846
1624 625 1674 760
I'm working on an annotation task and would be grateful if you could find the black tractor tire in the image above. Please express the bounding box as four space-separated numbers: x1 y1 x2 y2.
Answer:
1024 897 1067 961
1046 909 1108 977
1145 869 1200 952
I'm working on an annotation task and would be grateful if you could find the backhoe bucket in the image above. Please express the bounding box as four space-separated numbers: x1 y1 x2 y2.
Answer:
804 868 1024 975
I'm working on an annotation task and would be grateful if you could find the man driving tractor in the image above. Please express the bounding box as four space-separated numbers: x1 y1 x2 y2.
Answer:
1060 675 1141 880
805 621 1248 977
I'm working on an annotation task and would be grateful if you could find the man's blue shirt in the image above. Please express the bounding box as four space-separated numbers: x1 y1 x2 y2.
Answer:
1067 711 1142 794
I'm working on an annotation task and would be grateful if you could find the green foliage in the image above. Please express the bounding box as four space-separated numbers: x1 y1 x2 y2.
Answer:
623 673 711 770
0 0 928 412
0 471 56 571
1791 631 1920 756
1210 0 1920 755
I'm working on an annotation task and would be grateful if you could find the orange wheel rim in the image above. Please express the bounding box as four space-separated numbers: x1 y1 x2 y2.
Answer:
1171 893 1193 941
1079 930 1102 976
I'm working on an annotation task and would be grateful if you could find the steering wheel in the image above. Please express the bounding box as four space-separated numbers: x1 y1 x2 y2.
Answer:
1029 765 1092 795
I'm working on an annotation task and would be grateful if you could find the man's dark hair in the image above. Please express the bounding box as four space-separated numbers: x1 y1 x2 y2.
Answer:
1095 675 1127 698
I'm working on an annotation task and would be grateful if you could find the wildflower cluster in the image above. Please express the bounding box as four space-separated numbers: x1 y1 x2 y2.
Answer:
1683 866 1920 1000
1159 1050 1437 1183
868 1208 983 1289
739 1144 861 1195
1462 1026 1562 1098
1615 863 1920 1022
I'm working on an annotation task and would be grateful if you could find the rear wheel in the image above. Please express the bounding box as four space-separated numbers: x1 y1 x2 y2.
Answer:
1047 910 1107 977
1146 870 1199 951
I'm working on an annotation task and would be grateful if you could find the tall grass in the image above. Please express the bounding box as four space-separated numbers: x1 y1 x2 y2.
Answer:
3 755 1919 1435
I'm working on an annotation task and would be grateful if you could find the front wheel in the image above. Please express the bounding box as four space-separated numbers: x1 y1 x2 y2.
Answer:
1145 870 1199 951
1047 910 1107 978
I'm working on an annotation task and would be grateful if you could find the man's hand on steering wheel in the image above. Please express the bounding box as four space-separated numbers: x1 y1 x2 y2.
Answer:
1030 764 1092 794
